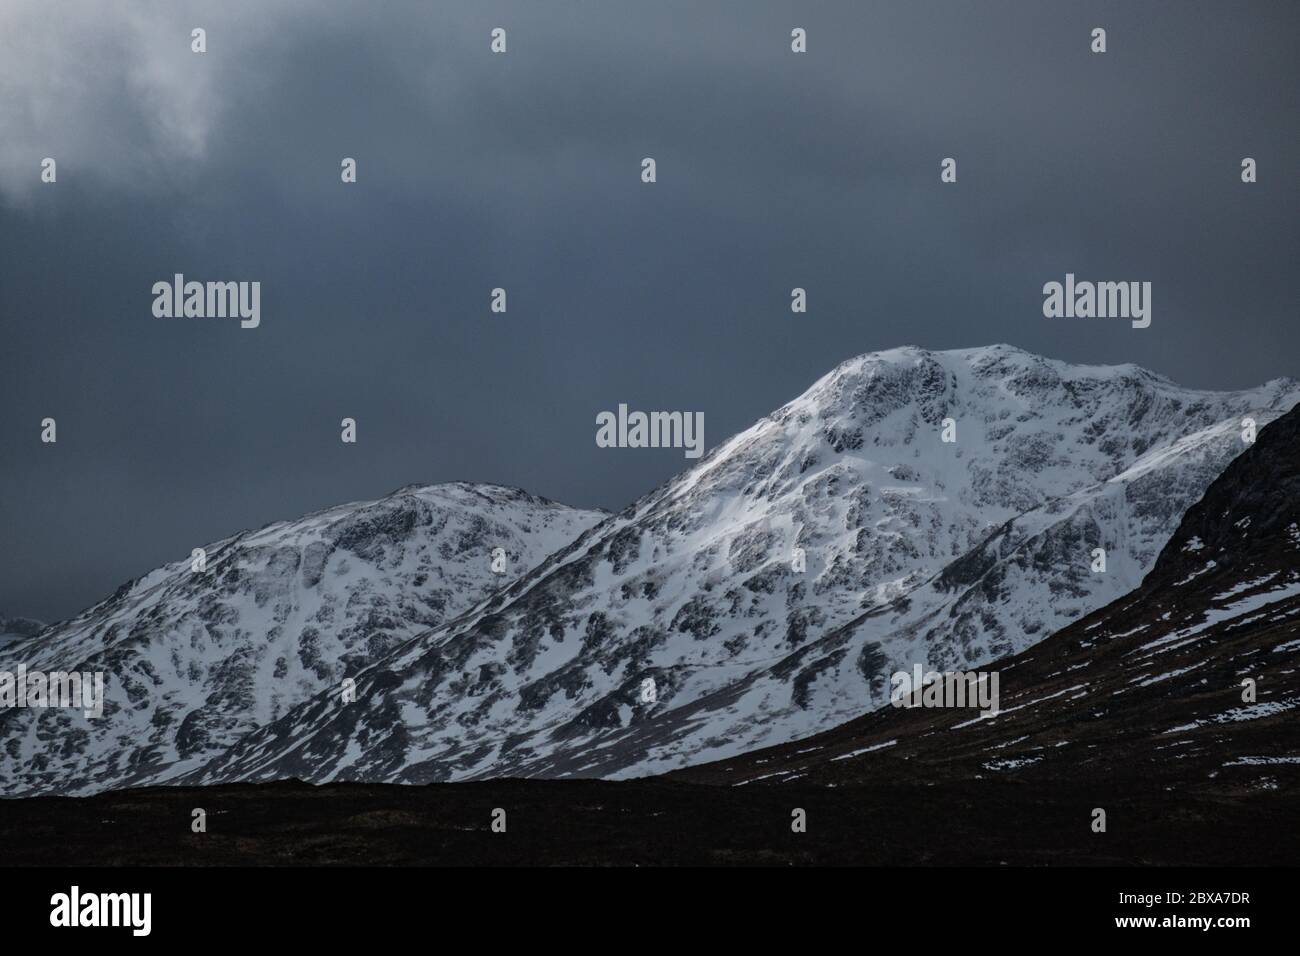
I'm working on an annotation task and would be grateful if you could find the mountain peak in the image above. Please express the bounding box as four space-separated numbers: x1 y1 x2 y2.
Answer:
704 405 1300 800
0 482 605 796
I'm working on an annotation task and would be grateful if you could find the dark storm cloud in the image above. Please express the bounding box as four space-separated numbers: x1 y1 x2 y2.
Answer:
2 0 1297 621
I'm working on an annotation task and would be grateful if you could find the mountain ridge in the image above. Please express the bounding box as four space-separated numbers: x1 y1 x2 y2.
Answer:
171 345 1299 791
0 482 605 795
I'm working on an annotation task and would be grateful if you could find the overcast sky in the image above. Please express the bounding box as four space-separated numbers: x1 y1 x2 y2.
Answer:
2 0 1297 622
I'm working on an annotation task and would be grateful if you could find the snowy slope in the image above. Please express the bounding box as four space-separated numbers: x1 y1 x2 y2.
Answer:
179 345 1299 788
0 483 604 795
687 403 1300 794
578 415 1279 776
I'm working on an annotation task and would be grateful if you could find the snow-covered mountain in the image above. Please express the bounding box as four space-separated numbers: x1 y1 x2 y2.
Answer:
0 483 605 795
688 402 1300 794
173 345 1298 789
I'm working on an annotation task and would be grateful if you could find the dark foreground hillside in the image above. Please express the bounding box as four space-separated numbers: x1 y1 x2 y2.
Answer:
1 773 1296 866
